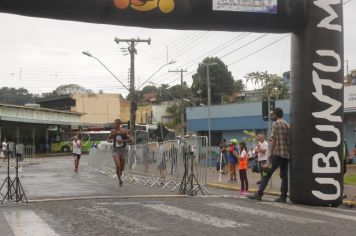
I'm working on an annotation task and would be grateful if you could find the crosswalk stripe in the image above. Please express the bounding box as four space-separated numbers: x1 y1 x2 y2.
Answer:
78 206 157 233
261 202 356 222
3 210 59 236
208 202 325 224
144 204 249 228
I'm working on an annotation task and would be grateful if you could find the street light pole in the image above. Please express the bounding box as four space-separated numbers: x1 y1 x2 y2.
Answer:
82 51 129 92
200 62 217 168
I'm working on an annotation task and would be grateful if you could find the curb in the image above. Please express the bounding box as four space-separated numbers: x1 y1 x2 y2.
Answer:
27 194 188 204
207 183 281 197
208 183 356 206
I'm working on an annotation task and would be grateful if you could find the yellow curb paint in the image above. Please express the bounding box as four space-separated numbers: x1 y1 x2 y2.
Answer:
207 183 280 197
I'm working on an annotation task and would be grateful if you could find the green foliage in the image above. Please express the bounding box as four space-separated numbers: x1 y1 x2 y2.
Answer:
166 103 183 125
142 85 159 94
191 57 234 105
245 71 289 99
242 130 258 143
0 87 35 105
344 174 356 185
43 84 92 97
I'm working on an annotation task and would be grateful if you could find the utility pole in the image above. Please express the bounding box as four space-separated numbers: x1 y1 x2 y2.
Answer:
345 59 349 83
169 68 187 135
200 62 217 168
115 37 151 139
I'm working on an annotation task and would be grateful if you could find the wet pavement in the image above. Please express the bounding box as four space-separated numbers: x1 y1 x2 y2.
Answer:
1 195 356 236
1 156 356 236
0 156 173 200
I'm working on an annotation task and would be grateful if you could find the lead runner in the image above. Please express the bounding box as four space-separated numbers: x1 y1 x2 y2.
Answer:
107 119 132 187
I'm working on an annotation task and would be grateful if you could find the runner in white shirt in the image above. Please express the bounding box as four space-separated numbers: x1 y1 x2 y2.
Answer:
254 134 269 185
72 136 82 173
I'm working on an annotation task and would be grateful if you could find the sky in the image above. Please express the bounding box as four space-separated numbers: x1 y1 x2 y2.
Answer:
0 1 355 97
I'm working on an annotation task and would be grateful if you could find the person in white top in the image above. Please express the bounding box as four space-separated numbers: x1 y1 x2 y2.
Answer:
72 136 82 173
254 134 269 185
2 139 8 159
157 138 166 185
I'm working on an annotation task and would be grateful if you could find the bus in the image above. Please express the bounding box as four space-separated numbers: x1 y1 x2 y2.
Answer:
50 131 110 152
50 124 176 152
121 124 176 143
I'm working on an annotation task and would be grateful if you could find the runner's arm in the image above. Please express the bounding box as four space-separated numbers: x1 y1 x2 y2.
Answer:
107 131 114 143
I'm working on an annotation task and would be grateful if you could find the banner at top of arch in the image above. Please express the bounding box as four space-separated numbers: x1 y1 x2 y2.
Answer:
0 0 306 33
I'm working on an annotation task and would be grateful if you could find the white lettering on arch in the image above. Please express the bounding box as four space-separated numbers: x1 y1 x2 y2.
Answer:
312 178 340 201
313 0 342 32
313 50 341 73
312 70 342 122
312 125 340 148
312 151 341 173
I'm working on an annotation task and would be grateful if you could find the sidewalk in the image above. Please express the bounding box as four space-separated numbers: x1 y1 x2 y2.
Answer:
206 166 356 203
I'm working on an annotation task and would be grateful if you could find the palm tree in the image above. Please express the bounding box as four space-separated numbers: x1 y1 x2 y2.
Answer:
245 71 289 99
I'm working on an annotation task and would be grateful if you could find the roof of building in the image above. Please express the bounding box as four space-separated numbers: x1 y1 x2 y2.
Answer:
35 94 72 103
0 103 82 115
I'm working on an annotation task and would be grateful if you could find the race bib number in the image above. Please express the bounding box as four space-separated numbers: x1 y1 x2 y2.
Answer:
116 135 124 147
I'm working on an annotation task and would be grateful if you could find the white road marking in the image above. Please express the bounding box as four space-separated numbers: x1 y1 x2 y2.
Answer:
96 201 141 206
78 206 157 233
3 210 59 236
208 202 325 224
144 204 249 228
261 202 356 222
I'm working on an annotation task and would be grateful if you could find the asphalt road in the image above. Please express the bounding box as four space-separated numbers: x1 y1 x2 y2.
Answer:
1 195 356 236
1 156 356 236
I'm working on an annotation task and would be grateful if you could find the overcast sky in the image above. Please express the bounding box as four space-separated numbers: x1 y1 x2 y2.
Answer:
0 1 355 96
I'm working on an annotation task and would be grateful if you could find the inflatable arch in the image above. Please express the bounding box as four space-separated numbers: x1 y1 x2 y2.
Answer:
0 0 344 206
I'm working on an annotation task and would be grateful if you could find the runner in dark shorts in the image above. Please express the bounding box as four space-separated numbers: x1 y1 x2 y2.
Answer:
107 119 132 187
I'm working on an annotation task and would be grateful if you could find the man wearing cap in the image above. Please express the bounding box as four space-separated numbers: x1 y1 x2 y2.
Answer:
228 139 239 182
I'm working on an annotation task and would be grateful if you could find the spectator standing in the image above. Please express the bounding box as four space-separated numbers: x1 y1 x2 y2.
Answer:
157 138 166 185
2 139 8 159
228 139 239 182
8 141 15 158
238 141 249 195
254 134 269 185
219 138 228 174
15 143 25 161
248 107 290 202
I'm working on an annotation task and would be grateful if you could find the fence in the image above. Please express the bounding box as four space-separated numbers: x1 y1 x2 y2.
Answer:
86 137 209 193
23 145 35 159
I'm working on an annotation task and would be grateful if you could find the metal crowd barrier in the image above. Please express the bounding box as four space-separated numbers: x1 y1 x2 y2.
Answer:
86 137 209 193
23 146 35 159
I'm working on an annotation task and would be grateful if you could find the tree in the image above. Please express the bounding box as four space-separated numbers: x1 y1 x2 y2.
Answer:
233 79 245 92
245 71 289 99
42 84 92 97
167 83 192 100
0 87 35 105
191 57 234 104
142 85 159 94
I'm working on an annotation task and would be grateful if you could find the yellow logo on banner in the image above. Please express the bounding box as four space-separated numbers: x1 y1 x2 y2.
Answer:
114 0 175 14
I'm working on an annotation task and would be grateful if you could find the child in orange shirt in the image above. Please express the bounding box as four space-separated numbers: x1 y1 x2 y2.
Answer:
238 141 249 195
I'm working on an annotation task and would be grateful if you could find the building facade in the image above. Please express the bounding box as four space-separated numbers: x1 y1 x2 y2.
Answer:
37 93 129 126
187 85 356 161
0 103 81 153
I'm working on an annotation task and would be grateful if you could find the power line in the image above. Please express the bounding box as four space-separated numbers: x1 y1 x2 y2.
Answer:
228 34 289 66
220 33 269 59
152 32 251 85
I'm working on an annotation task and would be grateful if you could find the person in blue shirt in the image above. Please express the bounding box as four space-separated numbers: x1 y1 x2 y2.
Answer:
228 139 239 182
